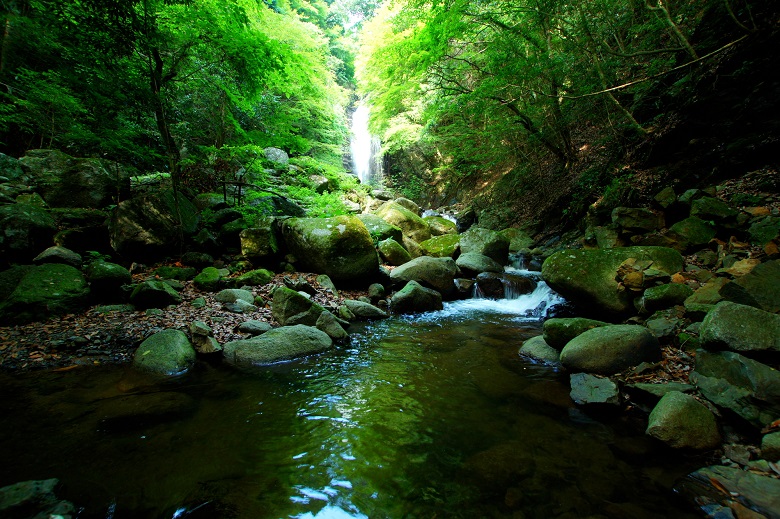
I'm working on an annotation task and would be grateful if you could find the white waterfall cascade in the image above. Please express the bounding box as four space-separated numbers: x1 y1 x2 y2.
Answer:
350 104 383 186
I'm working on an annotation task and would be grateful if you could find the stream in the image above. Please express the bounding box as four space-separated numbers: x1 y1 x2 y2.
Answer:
0 272 702 518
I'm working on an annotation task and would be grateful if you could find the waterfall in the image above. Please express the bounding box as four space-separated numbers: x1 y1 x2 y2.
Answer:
350 104 383 186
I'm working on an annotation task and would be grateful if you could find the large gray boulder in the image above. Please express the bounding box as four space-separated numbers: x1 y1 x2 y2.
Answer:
541 246 684 317
559 324 661 375
390 280 443 314
0 263 89 324
272 286 325 326
459 227 509 264
542 317 609 350
701 301 780 354
223 324 332 365
690 349 780 428
0 203 57 264
281 215 379 284
374 201 431 244
719 259 780 314
109 190 199 261
19 149 131 208
389 256 458 299
133 329 196 376
646 391 721 449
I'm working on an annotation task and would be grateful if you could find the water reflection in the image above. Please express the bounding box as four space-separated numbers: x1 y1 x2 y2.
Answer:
0 294 699 518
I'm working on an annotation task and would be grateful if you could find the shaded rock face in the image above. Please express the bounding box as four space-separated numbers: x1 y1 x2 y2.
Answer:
675 466 780 518
239 217 280 262
87 260 132 301
282 215 379 284
132 329 196 376
720 259 780 314
222 324 332 365
541 246 684 318
390 280 443 314
0 203 57 264
646 391 720 449
272 286 324 326
0 263 89 324
109 190 199 261
19 149 131 209
559 324 661 375
459 226 509 264
690 349 780 428
611 207 664 234
700 301 780 354
388 256 458 299
130 280 182 309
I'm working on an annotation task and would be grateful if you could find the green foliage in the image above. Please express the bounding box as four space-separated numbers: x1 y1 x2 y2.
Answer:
285 185 350 217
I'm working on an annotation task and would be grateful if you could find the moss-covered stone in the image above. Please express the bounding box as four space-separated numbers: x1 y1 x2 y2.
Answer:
646 391 720 449
377 238 411 266
419 234 460 258
499 228 535 252
235 268 274 286
133 329 196 376
356 214 404 243
666 217 717 252
542 317 610 350
130 280 182 309
374 202 431 244
193 266 223 292
424 216 458 236
640 283 694 313
0 263 89 324
560 324 661 374
223 324 332 365
459 227 509 264
152 266 197 281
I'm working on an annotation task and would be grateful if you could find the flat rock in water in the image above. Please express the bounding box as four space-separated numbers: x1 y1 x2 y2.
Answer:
569 373 620 405
133 329 196 376
518 335 561 365
559 324 661 375
222 325 332 365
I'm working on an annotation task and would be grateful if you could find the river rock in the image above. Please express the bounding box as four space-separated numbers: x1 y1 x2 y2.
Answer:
700 301 780 354
675 465 780 518
749 216 780 246
87 260 132 301
281 215 379 284
475 272 504 299
456 252 503 276
424 215 458 236
32 245 82 268
356 213 404 243
133 329 196 376
569 373 620 406
559 324 661 375
762 432 780 461
541 246 684 317
499 228 535 252
665 216 717 252
0 263 90 324
193 266 223 292
419 234 460 258
462 442 535 491
0 478 75 519
316 310 348 341
19 149 131 209
377 238 412 266
638 282 693 313
519 335 560 365
223 324 332 365
237 320 273 336
611 207 664 234
216 288 254 304
683 276 729 320
96 391 197 432
719 259 780 313
239 217 280 262
0 203 57 264
130 280 181 309
646 391 720 449
542 317 609 350
343 299 387 320
690 349 780 428
234 268 274 287
389 256 458 298
190 320 221 354
690 196 738 222
374 201 431 244
390 280 443 314
459 226 509 264
272 286 324 326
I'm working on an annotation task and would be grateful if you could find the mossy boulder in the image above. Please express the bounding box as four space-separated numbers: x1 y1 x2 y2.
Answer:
281 215 379 284
374 202 431 244
239 217 280 261
0 203 57 264
152 266 197 281
130 280 182 309
419 234 460 258
424 216 458 236
456 252 503 276
389 256 459 299
700 301 780 354
559 324 661 375
132 329 196 376
690 197 738 222
611 207 664 233
235 268 274 287
0 263 90 324
666 217 717 252
519 335 560 365
459 227 509 264
646 391 721 449
542 317 610 350
377 238 412 266
272 286 325 326
87 261 132 301
719 259 780 314
541 246 684 317
222 324 332 365
390 280 443 314
499 228 535 252
193 266 223 292
639 283 694 313
748 216 780 246
356 213 404 243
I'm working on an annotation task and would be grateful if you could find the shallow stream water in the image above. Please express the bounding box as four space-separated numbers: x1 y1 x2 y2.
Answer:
0 276 702 518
